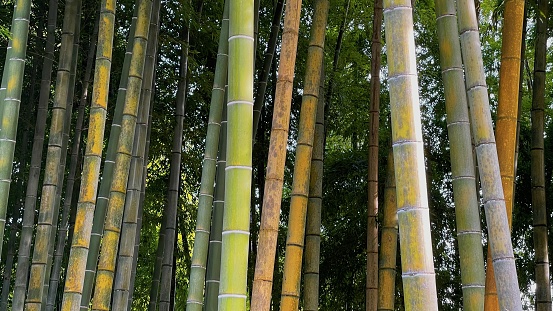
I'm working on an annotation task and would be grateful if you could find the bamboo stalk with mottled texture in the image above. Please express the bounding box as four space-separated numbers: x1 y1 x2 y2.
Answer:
383 0 438 308
434 0 485 309
457 0 523 309
60 0 117 308
279 1 328 309
24 1 80 309
250 0 302 308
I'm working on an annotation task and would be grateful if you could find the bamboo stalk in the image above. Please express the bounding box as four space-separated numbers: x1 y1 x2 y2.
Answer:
279 0 328 309
382 0 438 308
60 0 118 308
250 0 303 308
457 0 523 309
185 0 229 309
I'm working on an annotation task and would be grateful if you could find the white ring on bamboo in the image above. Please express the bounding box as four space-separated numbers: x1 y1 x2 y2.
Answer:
227 100 254 106
225 165 252 171
222 230 250 235
218 294 247 299
228 35 254 41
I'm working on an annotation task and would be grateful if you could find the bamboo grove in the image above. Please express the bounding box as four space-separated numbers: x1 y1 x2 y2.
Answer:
1 0 553 309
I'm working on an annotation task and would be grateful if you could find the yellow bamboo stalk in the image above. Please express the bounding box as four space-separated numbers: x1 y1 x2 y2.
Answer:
377 149 397 311
250 0 303 308
279 0 328 310
484 0 525 308
90 1 152 310
60 0 117 309
382 0 438 308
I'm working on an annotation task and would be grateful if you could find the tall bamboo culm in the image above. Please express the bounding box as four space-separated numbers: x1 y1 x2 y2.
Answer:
382 0 438 308
366 0 383 308
434 0 485 309
80 4 139 307
217 0 255 307
250 0 303 308
24 1 81 309
111 0 160 308
11 0 58 310
377 149 397 311
158 13 187 311
484 0 525 308
185 1 229 309
90 1 152 310
303 71 325 311
0 0 32 260
60 0 118 308
457 0 523 309
203 104 227 311
46 12 97 311
279 0 328 309
531 0 551 308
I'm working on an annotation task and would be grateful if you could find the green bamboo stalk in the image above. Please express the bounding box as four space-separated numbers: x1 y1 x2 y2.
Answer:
217 0 255 307
303 69 325 311
250 0 303 308
366 0 382 308
24 1 81 309
158 20 188 311
89 1 152 310
185 0 229 309
382 0 438 308
11 1 58 309
0 0 32 260
377 149 397 311
251 0 284 139
80 3 140 307
203 104 227 311
60 0 117 308
531 0 551 308
45 13 98 311
457 0 523 309
42 4 83 307
112 0 160 308
147 207 167 311
279 0 328 309
435 0 485 309
128 99 154 311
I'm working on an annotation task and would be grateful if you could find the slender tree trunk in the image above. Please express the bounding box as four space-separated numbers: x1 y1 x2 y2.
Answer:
531 0 551 308
252 0 285 139
217 0 255 307
303 70 325 311
250 0 303 307
60 0 118 308
457 0 523 309
185 0 229 309
383 0 439 308
366 0 382 308
377 149 397 311
483 0 525 308
325 0 350 112
24 1 81 309
435 0 486 309
0 0 32 263
280 1 328 309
